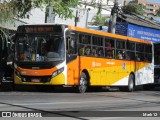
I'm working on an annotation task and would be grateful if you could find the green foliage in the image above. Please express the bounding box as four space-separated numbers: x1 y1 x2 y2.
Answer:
91 14 109 26
0 0 17 23
86 0 110 26
50 0 79 19
0 0 110 24
122 3 145 15
0 0 80 23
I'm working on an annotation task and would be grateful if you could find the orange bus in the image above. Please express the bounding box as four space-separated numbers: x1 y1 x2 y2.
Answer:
13 24 154 93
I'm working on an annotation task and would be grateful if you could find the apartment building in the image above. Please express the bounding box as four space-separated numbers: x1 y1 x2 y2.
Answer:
134 0 160 15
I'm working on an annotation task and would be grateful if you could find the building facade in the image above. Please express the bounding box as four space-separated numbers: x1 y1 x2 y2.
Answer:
116 14 160 42
134 0 160 15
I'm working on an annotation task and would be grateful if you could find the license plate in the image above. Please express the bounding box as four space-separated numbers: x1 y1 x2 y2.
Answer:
32 78 40 83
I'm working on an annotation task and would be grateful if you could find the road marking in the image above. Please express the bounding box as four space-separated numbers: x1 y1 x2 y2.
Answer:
13 100 112 106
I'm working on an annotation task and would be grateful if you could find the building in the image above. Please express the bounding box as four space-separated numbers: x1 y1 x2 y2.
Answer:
134 0 160 15
115 13 160 42
46 7 99 28
46 5 112 28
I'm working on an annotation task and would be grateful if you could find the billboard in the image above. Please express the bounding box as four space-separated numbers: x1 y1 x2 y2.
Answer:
116 22 160 43
115 22 128 36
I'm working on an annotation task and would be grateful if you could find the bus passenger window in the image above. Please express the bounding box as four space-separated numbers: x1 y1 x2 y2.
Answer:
136 54 140 61
105 41 111 58
125 51 130 60
145 54 152 62
127 51 135 60
98 48 104 57
84 46 91 55
79 45 85 55
117 51 123 59
122 50 127 59
69 40 75 54
92 47 98 57
67 37 76 54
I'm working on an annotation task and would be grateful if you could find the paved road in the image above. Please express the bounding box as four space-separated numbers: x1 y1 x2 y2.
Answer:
0 86 160 120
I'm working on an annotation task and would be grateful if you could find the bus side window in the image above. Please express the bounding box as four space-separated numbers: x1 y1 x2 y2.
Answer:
136 53 140 61
67 37 76 54
105 41 112 58
66 37 70 54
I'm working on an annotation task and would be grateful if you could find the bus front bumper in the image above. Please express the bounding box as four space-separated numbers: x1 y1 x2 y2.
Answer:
14 73 66 85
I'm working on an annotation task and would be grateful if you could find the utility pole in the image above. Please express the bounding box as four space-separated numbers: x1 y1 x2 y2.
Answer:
110 0 118 34
75 9 78 27
85 8 90 28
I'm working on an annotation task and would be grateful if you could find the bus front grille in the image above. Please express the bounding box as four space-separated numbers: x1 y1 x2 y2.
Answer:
21 76 51 83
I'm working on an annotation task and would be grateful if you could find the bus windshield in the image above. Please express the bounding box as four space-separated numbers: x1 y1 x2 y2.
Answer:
15 34 65 62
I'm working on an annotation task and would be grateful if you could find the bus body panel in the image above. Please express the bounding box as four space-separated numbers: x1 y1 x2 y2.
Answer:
135 62 154 85
50 73 65 85
16 67 57 76
66 56 80 85
78 57 153 86
14 72 65 85
14 61 67 85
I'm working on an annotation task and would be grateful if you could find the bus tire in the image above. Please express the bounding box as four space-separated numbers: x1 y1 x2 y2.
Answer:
128 74 135 92
78 72 88 93
119 74 135 92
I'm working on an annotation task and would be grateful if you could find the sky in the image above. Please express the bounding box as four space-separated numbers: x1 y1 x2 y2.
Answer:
148 0 160 3
21 8 45 24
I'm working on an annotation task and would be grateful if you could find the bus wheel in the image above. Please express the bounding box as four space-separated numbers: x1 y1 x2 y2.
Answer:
119 74 135 92
128 74 135 92
78 72 88 93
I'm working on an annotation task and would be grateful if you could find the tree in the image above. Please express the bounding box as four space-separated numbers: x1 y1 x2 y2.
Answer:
0 0 79 23
89 0 110 26
122 2 145 15
91 14 109 26
0 0 111 24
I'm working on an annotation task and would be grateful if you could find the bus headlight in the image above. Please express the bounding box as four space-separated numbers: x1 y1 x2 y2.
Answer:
52 67 64 78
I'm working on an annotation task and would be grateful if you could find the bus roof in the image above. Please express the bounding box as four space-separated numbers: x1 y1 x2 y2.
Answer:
68 25 152 44
18 23 67 27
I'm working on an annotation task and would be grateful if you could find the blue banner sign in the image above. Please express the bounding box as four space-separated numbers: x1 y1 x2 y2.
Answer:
116 22 160 43
115 22 128 36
